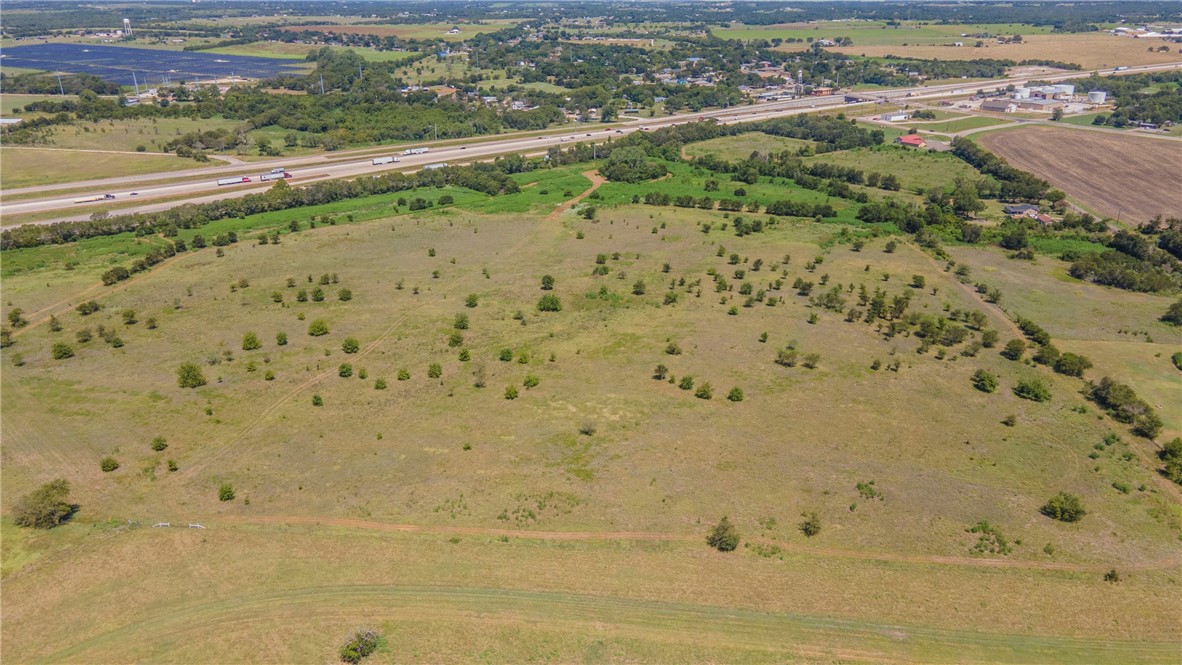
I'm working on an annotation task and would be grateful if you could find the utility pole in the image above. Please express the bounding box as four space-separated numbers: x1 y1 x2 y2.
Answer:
132 71 140 96
433 123 438 141
319 74 326 95
56 73 65 95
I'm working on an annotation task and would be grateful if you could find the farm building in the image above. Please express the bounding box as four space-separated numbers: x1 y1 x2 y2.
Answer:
896 134 927 148
1003 204 1040 215
881 111 910 122
981 99 1017 113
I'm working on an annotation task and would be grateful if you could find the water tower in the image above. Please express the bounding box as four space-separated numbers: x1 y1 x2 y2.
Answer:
123 18 132 36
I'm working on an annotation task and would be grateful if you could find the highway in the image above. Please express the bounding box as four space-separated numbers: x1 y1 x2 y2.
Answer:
2 61 1178 229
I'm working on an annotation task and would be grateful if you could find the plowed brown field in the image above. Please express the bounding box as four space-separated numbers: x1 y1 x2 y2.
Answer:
979 126 1182 222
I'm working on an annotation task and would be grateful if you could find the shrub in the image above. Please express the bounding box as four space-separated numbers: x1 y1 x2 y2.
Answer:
428 363 442 379
1053 353 1092 377
375 378 388 390
307 319 329 336
665 342 682 355
51 342 75 360
465 294 479 308
706 516 740 552
1159 438 1182 485
398 369 410 381
653 364 668 380
100 456 119 473
727 387 744 402
498 348 513 362
177 362 207 388
799 512 822 537
1014 378 1051 402
339 629 380 664
312 394 323 406
1001 339 1026 361
311 287 325 302
242 332 261 351
151 436 168 452
76 328 92 343
218 483 236 502
339 363 353 378
579 422 597 436
537 294 562 312
679 375 695 391
76 300 101 316
338 288 353 302
1162 299 1182 326
13 479 74 529
1040 492 1086 522
276 332 288 346
453 313 469 330
342 337 360 353
505 385 519 400
121 309 137 325
632 280 646 296
695 382 713 400
971 369 998 393
541 274 555 290
448 331 464 347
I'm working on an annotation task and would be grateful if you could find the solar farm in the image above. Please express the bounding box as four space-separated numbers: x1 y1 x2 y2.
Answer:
0 43 307 86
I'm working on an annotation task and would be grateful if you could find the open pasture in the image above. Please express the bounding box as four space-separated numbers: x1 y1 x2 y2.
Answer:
716 21 1054 46
829 33 1182 69
284 21 516 42
0 147 204 189
978 125 1182 222
1 150 1180 662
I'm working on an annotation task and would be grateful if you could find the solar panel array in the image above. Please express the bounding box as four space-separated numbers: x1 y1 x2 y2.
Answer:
0 43 308 86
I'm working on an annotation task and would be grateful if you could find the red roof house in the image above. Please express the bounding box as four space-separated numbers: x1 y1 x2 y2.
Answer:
896 134 927 148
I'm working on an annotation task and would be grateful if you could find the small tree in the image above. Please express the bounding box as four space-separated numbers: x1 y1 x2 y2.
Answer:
971 369 998 393
428 363 442 379
453 313 469 330
218 483 236 502
100 456 119 472
505 385 519 400
632 280 646 296
727 387 744 402
242 332 261 350
307 320 329 336
13 479 74 529
1014 378 1051 402
541 274 555 290
1040 492 1085 522
151 436 168 452
51 342 75 360
800 512 822 537
339 363 353 378
653 364 668 380
338 288 353 302
177 362 207 388
465 294 479 308
342 337 360 354
276 331 288 346
1001 339 1026 361
537 294 562 312
706 516 740 551
695 382 713 400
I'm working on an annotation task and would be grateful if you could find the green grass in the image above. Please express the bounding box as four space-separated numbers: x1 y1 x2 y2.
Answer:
1 93 77 114
0 147 204 188
804 144 987 192
40 117 243 153
908 115 1008 133
683 132 816 161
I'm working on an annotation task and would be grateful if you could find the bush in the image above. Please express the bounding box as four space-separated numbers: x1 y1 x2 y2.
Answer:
339 363 353 378
151 436 168 452
799 512 822 537
541 274 554 290
1040 492 1085 522
523 374 539 388
342 337 360 353
307 319 329 336
971 369 998 393
1001 339 1026 361
537 294 562 312
51 342 75 360
465 294 479 308
242 332 261 350
218 483 236 502
726 387 744 402
679 375 695 391
312 394 323 406
428 363 442 379
1159 438 1182 485
1053 352 1092 377
13 479 74 529
339 629 381 664
100 456 119 473
505 385 519 400
1162 299 1182 326
454 313 469 330
276 332 288 346
695 382 713 400
177 362 207 388
338 288 353 302
375 378 388 390
398 368 410 380
706 516 740 552
1014 378 1051 402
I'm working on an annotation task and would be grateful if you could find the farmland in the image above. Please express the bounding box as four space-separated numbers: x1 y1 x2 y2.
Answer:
829 33 1182 70
284 21 516 42
978 126 1182 221
0 148 206 188
714 21 1056 46
2 143 1180 661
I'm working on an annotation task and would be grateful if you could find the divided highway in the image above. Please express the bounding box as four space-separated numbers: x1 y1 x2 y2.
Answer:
2 61 1178 229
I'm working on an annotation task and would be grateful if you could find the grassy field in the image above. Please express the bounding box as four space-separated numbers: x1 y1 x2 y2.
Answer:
907 115 1008 134
2 148 1180 661
1 93 79 114
683 132 816 161
206 41 419 63
829 33 1182 69
284 21 516 42
0 147 204 188
804 143 987 192
36 117 244 153
979 125 1182 221
716 21 1054 45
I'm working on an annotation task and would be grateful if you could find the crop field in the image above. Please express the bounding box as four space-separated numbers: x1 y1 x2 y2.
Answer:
2 144 1180 661
978 126 1182 222
284 21 516 42
829 33 1182 69
682 132 816 161
0 147 204 188
716 21 1054 46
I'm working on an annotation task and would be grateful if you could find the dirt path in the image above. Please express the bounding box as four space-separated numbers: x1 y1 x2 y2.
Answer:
218 514 1182 573
545 170 605 221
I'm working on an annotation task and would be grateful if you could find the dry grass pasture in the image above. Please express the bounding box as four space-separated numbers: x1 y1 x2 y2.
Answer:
829 33 1182 69
2 159 1181 662
979 126 1182 222
284 21 514 41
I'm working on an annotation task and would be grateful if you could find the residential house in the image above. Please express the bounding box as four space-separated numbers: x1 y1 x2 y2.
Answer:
896 134 927 148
